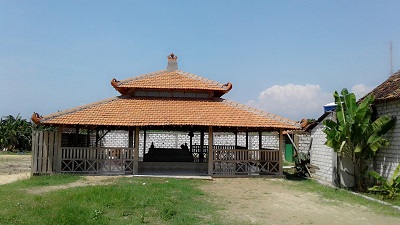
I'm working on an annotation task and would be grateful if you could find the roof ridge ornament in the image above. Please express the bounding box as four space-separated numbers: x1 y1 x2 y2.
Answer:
167 53 178 71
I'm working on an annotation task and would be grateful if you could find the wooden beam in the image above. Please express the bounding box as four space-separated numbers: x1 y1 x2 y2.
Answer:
143 129 147 153
279 129 284 175
245 131 249 149
200 130 205 162
208 126 213 175
258 131 262 150
133 126 140 174
234 132 238 148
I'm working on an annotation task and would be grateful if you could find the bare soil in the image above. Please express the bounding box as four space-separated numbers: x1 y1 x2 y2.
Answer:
1 154 399 224
0 154 31 185
202 178 400 225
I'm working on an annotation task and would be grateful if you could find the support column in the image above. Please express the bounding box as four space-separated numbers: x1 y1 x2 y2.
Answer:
133 127 140 174
74 126 79 146
234 132 238 148
86 128 91 147
200 130 205 162
258 131 262 150
55 127 63 174
279 129 284 175
95 128 100 147
208 126 214 175
143 129 147 154
245 131 249 149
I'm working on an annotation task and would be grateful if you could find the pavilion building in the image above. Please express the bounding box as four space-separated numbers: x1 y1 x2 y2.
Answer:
31 54 299 177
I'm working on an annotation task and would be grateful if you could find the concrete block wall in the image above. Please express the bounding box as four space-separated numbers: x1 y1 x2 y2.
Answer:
310 113 336 186
298 134 311 153
374 99 400 179
101 131 280 157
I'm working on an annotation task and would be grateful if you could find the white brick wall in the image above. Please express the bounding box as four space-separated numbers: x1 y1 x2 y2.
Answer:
374 99 400 179
310 113 337 186
101 131 279 157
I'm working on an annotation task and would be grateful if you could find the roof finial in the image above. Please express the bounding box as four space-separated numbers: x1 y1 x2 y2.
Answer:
168 53 177 60
167 53 178 71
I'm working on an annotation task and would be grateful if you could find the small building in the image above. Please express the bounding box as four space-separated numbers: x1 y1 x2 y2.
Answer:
31 54 299 177
310 70 400 186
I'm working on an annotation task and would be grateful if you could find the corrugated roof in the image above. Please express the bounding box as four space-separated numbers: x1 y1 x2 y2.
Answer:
359 70 400 103
40 96 299 130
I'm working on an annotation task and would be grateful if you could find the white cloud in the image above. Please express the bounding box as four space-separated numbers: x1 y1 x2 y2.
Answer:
247 83 374 121
248 84 331 121
351 84 373 100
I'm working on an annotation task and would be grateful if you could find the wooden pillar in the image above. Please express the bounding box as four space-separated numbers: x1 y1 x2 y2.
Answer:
133 126 140 174
200 130 205 162
234 132 238 148
245 131 249 149
74 126 79 146
279 129 284 175
258 131 262 150
95 128 100 147
55 127 63 173
208 126 214 175
128 127 134 148
143 129 147 153
86 128 90 147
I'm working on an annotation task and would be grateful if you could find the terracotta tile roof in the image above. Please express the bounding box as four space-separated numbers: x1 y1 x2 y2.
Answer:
115 70 231 92
40 96 299 130
359 70 400 103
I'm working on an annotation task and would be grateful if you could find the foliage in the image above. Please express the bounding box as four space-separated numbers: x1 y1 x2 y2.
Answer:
323 89 397 190
0 176 223 225
293 151 310 177
368 164 400 200
0 114 32 151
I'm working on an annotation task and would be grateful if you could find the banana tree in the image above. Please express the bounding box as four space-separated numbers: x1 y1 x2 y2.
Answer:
0 115 32 151
323 88 397 191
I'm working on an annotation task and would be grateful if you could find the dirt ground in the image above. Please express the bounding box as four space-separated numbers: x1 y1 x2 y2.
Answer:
0 154 31 185
1 154 399 224
202 178 400 225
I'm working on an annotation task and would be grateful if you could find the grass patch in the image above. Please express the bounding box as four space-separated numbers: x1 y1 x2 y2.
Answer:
0 176 222 225
0 150 31 155
284 178 400 217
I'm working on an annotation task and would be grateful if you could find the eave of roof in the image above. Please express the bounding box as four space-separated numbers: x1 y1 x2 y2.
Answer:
112 70 232 96
38 96 299 130
359 70 400 103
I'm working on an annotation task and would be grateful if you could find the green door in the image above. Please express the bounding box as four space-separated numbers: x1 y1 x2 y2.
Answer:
285 144 294 162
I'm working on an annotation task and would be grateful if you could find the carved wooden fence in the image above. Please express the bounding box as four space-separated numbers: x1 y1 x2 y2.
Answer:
212 149 280 176
60 147 134 174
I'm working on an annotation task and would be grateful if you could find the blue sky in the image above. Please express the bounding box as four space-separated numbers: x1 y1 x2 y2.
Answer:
1 1 400 121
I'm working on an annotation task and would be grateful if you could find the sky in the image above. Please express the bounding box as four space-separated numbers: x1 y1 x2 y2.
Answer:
1 1 400 121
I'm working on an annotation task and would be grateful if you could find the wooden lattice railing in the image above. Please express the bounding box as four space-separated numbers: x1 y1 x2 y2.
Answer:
60 147 134 174
212 149 280 176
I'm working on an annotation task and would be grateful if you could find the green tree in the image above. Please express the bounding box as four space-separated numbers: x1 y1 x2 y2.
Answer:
0 114 32 151
323 89 396 191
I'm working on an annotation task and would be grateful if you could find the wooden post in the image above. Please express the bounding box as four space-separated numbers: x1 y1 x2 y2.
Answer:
200 130 205 162
143 129 147 153
86 128 90 147
133 126 140 174
245 131 249 149
234 132 238 148
95 128 100 147
54 127 63 173
258 131 262 150
208 126 213 175
74 126 79 146
279 129 284 175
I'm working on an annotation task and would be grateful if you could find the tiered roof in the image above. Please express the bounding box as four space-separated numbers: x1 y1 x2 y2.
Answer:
32 54 299 131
